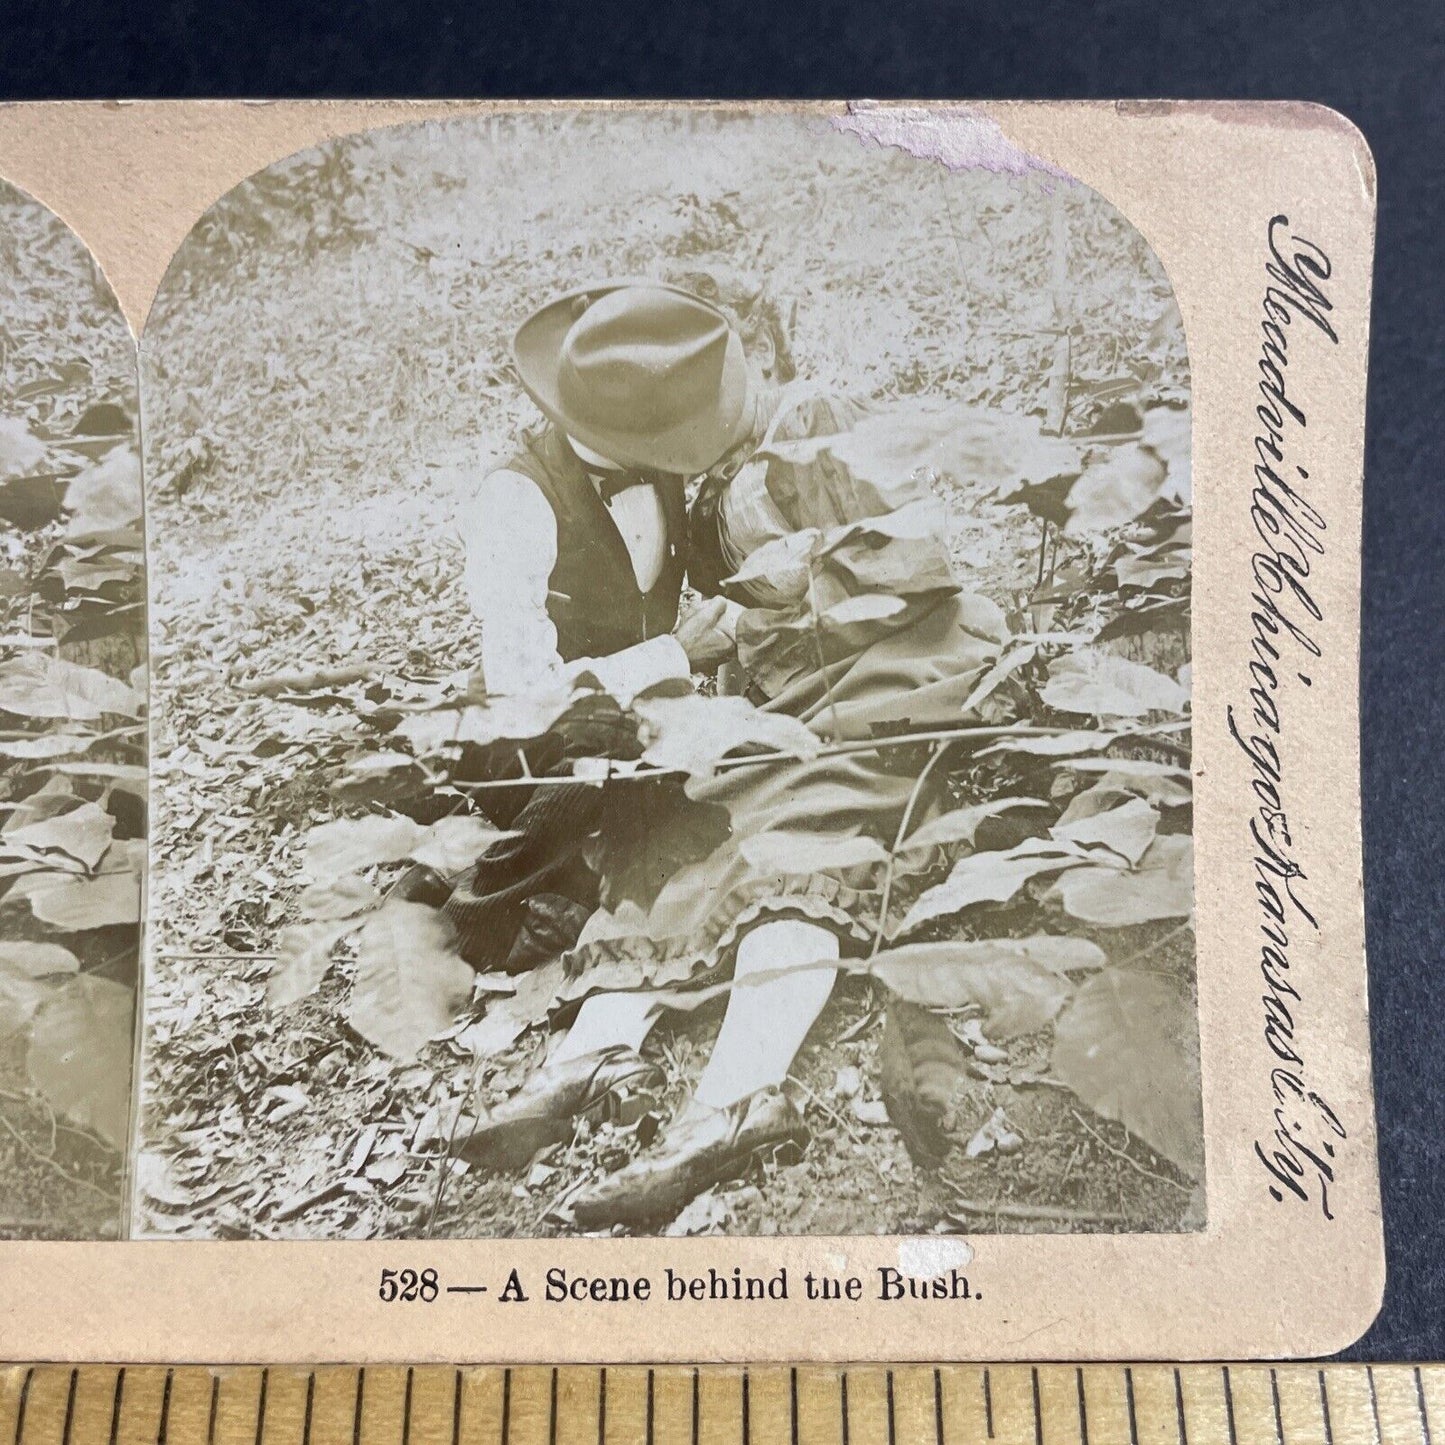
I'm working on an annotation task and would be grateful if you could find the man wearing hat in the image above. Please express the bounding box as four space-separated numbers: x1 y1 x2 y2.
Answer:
443 282 751 975
464 281 747 699
445 279 856 1218
448 269 983 1229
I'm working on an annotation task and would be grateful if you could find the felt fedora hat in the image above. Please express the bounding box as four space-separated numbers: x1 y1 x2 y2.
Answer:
512 282 752 474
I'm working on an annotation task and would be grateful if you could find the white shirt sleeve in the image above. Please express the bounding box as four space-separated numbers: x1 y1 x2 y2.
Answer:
565 633 690 707
462 469 567 697
461 469 691 701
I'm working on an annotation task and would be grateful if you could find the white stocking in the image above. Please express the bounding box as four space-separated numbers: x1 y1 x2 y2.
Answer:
693 919 839 1111
551 989 662 1065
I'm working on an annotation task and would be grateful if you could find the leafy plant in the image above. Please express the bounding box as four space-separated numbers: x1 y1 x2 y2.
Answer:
0 412 146 1164
1052 968 1203 1176
249 395 1199 1203
850 398 1200 1182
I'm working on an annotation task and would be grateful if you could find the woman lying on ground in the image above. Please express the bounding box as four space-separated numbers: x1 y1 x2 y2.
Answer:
446 276 1022 1229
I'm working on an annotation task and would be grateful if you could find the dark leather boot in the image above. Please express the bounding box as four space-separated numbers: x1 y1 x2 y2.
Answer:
569 1087 807 1231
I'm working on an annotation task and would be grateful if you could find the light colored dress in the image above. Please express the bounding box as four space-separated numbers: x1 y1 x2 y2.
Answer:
564 385 1013 998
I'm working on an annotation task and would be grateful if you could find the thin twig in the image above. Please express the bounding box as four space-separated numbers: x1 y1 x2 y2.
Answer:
1107 920 1194 975
535 1172 592 1231
271 1180 345 1223
453 720 1191 793
870 740 951 959
427 1065 485 1239
805 565 843 741
1069 1109 1190 1193
786 1074 889 1183
0 1089 63 1153
943 1195 1129 1225
155 951 279 961
0 1113 118 1205
36 1093 55 1156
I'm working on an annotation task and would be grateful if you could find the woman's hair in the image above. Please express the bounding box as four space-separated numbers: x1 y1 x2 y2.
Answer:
668 264 797 384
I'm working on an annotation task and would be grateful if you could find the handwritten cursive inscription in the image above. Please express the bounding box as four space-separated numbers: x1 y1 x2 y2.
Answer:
1231 216 1347 1219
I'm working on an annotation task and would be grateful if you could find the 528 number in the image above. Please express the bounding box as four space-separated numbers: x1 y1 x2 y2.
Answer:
379 1268 439 1302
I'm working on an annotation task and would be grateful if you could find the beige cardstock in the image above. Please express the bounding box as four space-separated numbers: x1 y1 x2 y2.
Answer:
0 100 1379 1362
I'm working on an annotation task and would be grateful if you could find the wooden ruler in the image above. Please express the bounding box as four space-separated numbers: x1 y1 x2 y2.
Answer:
0 1364 1436 1445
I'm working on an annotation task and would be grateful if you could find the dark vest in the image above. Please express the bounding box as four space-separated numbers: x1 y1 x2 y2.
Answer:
505 425 688 661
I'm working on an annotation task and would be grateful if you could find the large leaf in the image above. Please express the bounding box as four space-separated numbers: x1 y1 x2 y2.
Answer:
47 760 147 796
590 781 733 913
1054 783 1135 826
0 943 78 1034
54 555 137 594
486 957 567 1036
329 750 427 810
725 528 820 594
296 873 381 921
0 475 67 532
821 594 907 627
960 642 1037 717
1052 968 1203 1177
19 865 142 929
453 1008 527 1061
762 403 1082 492
1040 650 1187 719
632 693 820 777
304 813 518 887
1094 598 1189 647
395 689 579 755
1114 550 1189 592
347 903 474 1059
267 918 356 1006
4 777 79 832
1142 405 1191 500
740 830 890 876
0 969 50 1036
898 839 1089 934
976 729 1118 759
0 942 80 977
1053 835 1194 926
408 815 517 873
820 496 950 546
0 654 143 721
0 417 46 480
1060 758 1192 808
303 815 426 883
64 447 142 537
1050 797 1158 866
0 731 99 760
26 973 134 1149
868 936 1104 1036
899 796 1050 853
818 503 959 598
7 800 115 869
1063 442 1168 536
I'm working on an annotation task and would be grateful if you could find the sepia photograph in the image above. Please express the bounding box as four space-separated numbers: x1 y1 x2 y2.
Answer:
134 109 1198 1242
0 179 144 1239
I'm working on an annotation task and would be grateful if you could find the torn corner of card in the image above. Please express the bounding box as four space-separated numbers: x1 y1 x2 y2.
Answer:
0 98 1381 1364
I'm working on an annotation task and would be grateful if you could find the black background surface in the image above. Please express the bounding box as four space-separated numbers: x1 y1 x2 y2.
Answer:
3 0 1441 1362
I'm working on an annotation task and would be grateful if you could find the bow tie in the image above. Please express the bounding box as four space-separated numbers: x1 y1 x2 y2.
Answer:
590 470 658 505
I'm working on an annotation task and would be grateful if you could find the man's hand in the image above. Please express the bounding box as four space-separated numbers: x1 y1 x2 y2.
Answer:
673 596 736 670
